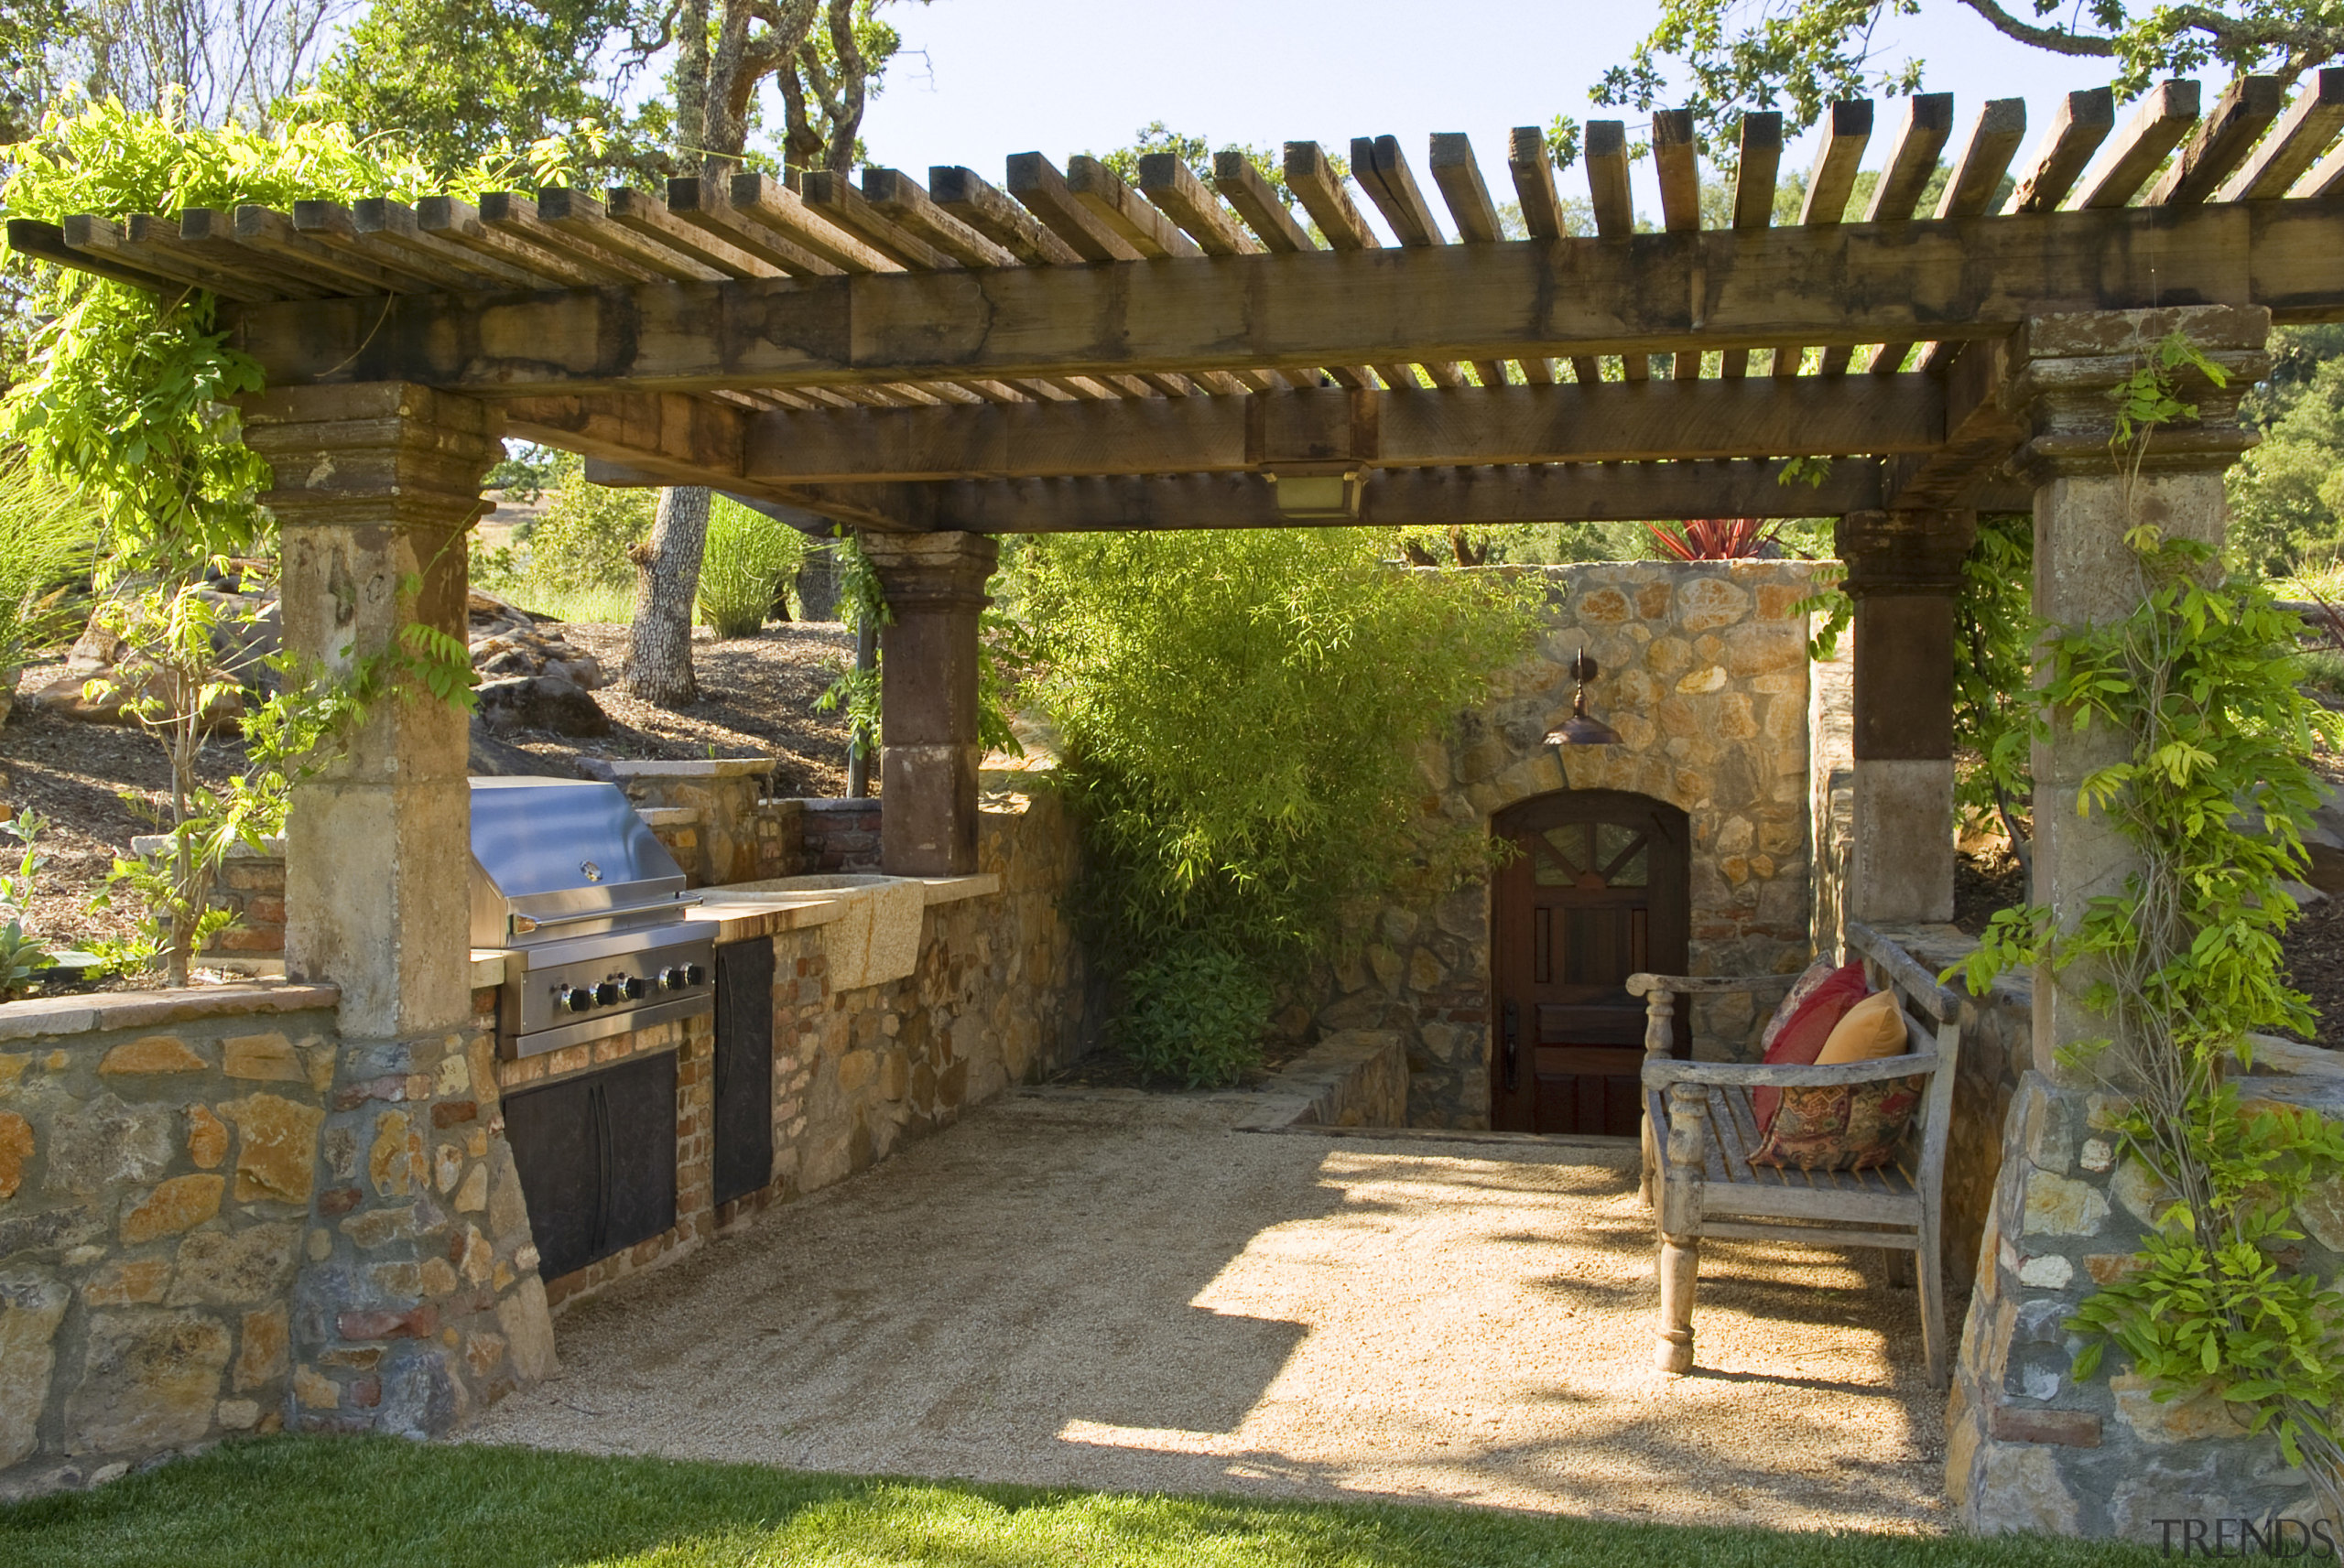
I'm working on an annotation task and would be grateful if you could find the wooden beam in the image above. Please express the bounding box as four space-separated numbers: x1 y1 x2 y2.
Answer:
1877 99 2025 373
2078 81 2201 208
1283 141 1418 390
2223 69 2344 200
418 195 618 287
1210 152 1313 253
1584 120 1645 382
665 178 843 276
1883 330 2026 513
497 190 683 281
1006 152 1140 263
2150 74 2285 205
1351 135 1446 246
2003 89 2116 213
859 168 1019 267
16 217 197 296
908 460 1890 532
1863 93 1956 223
1430 133 1539 384
224 199 2344 395
1720 112 1785 381
1654 109 1702 233
928 166 1081 265
171 210 336 297
342 200 549 290
504 390 747 481
1139 154 1258 254
800 170 960 269
1505 126 1598 384
726 172 903 274
603 186 780 279
1777 100 1873 379
1065 155 1201 258
732 375 1947 482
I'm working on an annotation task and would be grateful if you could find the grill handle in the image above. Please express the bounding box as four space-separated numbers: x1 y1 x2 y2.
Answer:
509 897 703 939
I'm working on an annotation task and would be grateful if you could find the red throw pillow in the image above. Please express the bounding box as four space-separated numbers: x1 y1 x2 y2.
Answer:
1752 962 1869 1133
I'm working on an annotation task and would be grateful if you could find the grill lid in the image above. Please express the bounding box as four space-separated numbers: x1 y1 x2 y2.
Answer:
469 777 689 947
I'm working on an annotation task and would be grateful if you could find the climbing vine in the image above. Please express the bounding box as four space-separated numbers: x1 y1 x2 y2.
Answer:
1957 331 2344 1498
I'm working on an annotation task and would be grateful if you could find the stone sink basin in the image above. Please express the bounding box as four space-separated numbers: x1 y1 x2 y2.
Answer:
697 874 924 990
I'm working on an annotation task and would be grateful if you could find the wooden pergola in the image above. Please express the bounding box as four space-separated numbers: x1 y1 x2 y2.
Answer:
6 73 2332 1061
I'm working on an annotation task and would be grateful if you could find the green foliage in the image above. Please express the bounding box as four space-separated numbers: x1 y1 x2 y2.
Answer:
0 460 98 671
698 496 808 639
1010 530 1538 1083
1 96 446 567
813 531 887 768
1952 513 2035 831
1600 0 2340 152
517 451 656 594
1113 942 1273 1089
2230 332 2344 578
0 809 55 999
1955 333 2344 1495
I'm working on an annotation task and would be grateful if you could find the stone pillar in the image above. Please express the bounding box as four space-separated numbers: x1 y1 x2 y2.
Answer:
1945 307 2275 1535
241 384 496 1040
1838 509 1974 925
239 384 556 1436
861 531 998 876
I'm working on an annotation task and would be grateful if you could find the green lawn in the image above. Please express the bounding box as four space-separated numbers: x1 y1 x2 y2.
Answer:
0 1435 2160 1568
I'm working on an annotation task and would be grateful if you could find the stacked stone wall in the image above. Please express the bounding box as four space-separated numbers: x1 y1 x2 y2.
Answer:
1948 1065 2344 1535
798 798 884 874
0 985 551 1499
1295 561 1823 1127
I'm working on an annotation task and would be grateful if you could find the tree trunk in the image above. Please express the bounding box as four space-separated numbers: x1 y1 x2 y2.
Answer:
797 544 840 621
624 485 711 707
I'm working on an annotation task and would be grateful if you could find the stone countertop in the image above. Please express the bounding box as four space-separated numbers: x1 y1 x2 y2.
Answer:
0 979 342 1043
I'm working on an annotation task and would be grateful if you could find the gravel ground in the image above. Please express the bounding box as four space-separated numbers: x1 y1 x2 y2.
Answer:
469 1091 1948 1531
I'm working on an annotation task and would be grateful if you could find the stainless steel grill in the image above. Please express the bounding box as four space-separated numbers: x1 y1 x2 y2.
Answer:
470 777 714 1059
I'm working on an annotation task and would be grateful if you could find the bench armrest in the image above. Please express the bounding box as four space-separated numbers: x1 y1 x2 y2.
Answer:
1643 1050 1944 1091
1626 972 1801 998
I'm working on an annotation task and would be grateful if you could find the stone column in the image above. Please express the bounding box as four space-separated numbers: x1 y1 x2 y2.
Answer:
1838 509 1974 925
1945 307 2274 1535
239 384 556 1436
861 531 998 876
241 384 497 1040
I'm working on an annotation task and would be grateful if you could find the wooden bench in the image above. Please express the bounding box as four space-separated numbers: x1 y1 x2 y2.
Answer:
1627 921 1962 1388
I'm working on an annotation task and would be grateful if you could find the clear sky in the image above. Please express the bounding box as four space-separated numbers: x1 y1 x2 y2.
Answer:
854 0 2143 231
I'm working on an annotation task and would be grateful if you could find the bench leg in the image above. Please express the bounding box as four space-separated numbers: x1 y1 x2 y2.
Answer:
1639 1115 1655 1208
1918 1224 1948 1390
1655 1233 1698 1374
1882 1249 1915 1289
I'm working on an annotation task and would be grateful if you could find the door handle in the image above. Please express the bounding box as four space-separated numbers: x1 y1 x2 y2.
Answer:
1502 999 1521 1093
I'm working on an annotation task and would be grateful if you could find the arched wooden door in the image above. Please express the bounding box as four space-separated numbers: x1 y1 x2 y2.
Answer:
1491 790 1690 1136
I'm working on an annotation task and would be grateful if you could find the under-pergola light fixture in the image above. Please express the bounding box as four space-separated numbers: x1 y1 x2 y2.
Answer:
1265 466 1363 520
1545 648 1623 748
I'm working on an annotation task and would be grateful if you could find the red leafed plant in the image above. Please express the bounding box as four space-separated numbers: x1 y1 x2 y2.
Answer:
1644 517 1780 560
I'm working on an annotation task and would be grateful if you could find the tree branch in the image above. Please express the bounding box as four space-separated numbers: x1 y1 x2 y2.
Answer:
1955 0 2113 59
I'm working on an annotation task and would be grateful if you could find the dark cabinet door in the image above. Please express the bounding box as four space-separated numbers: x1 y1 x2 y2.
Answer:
1491 790 1690 1137
712 937 775 1208
504 1052 678 1282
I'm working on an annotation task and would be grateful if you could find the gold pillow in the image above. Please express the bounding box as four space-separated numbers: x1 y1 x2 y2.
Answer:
1814 989 1908 1065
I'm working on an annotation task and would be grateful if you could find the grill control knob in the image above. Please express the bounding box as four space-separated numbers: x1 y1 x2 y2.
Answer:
623 975 646 1000
660 966 689 991
562 987 594 1013
686 964 706 986
593 981 622 1007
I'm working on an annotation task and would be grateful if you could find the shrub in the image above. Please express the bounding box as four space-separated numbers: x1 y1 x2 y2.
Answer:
1114 940 1273 1087
517 451 655 598
0 462 97 674
698 496 808 639
1009 528 1538 1086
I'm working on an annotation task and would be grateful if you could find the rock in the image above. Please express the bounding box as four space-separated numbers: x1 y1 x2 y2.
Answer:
221 1094 324 1206
168 1222 299 1305
475 675 610 738
233 1306 288 1391
0 1111 30 1200
497 1273 559 1382
98 1036 210 1076
466 718 581 779
120 1175 224 1243
0 1271 70 1465
64 1310 232 1454
222 1033 304 1082
46 1095 178 1197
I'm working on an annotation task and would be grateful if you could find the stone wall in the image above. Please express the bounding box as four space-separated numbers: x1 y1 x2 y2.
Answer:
0 983 550 1498
1297 561 1823 1127
1807 631 1854 958
798 797 884 875
1948 1059 2344 1536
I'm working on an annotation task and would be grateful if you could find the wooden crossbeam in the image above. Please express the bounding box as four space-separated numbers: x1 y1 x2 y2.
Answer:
1066 155 1201 259
1775 100 1872 379
2151 75 2284 205
1585 120 1646 383
2222 68 2344 200
1007 152 1141 263
2003 89 2116 213
424 193 619 287
2078 81 2201 207
800 171 960 269
1828 94 1952 375
15 217 199 296
1430 132 1539 385
1504 126 1600 385
1653 110 1704 382
717 375 1945 482
928 166 1081 265
665 178 843 276
859 168 1019 267
1874 98 2024 373
224 199 2344 396
497 190 681 282
281 202 463 293
1883 330 2026 514
726 173 901 274
1349 135 1470 388
1719 112 1784 382
1140 154 1257 254
1284 140 1420 390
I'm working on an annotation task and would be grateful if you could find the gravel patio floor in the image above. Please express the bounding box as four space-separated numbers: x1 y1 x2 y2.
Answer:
467 1089 1949 1531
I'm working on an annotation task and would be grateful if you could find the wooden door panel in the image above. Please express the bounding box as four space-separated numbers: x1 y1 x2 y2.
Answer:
1492 788 1689 1137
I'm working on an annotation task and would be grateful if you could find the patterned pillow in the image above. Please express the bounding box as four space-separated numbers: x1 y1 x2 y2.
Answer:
1749 1074 1926 1171
1752 962 1870 1133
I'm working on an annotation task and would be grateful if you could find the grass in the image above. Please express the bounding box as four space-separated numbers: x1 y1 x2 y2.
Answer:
2274 560 2344 605
0 1435 2165 1568
480 579 639 626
